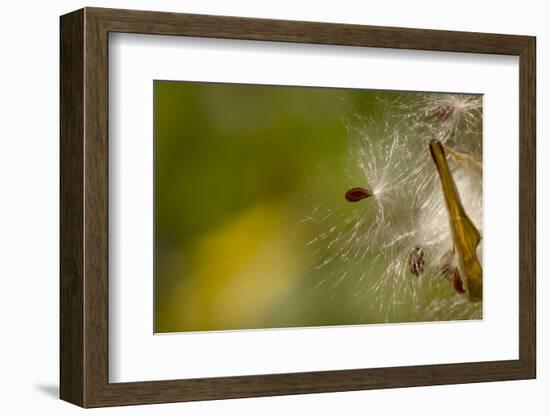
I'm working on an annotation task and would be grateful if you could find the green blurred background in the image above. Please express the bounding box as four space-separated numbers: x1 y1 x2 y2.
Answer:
154 81 461 333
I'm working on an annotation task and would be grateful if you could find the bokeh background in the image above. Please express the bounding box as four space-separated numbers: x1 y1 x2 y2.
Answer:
154 81 474 333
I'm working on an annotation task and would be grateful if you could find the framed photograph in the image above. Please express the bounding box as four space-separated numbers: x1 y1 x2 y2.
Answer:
60 7 536 407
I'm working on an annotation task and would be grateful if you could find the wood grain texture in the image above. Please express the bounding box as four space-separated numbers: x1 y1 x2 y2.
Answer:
83 9 110 406
518 38 536 376
59 8 84 407
59 7 537 408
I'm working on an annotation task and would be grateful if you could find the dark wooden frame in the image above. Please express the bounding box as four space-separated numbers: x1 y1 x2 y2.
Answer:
60 7 536 408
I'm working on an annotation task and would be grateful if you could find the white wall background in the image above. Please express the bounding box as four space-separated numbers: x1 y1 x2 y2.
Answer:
0 0 545 414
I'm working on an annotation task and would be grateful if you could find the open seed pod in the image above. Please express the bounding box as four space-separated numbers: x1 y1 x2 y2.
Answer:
429 139 482 302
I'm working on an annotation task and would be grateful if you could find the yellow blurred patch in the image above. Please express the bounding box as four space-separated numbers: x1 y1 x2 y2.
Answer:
164 202 308 332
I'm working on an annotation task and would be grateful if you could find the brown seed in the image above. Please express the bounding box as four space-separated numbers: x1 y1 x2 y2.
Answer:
434 105 454 122
452 272 466 294
345 187 372 202
438 250 455 281
408 246 425 276
438 249 465 294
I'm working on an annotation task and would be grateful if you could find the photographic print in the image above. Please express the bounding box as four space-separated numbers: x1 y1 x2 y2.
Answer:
154 81 483 333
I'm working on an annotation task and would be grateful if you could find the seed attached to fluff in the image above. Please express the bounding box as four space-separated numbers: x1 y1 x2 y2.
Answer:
452 273 466 294
439 249 465 294
408 246 425 276
345 187 372 202
433 105 454 122
438 250 455 281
